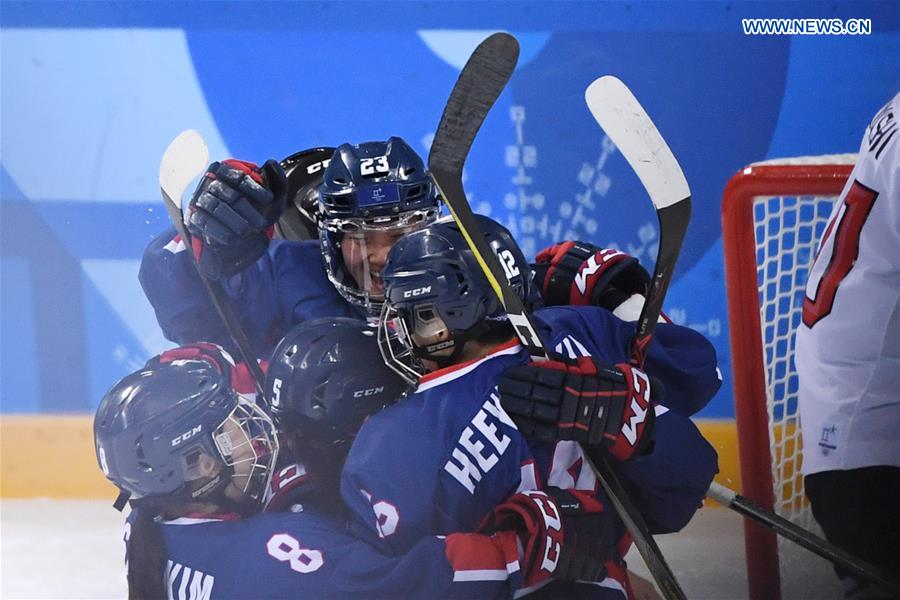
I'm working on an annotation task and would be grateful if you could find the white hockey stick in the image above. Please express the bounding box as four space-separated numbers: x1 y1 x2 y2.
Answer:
158 130 268 398
585 76 692 367
159 130 210 216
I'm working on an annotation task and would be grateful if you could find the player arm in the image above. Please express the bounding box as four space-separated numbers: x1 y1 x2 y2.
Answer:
138 226 284 357
640 322 722 416
334 486 613 598
330 528 522 599
571 307 721 417
532 242 721 415
611 408 718 534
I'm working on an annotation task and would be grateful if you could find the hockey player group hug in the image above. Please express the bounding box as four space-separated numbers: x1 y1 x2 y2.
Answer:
94 135 723 599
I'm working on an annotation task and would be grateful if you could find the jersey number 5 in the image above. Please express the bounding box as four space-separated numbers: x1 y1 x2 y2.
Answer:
802 180 878 328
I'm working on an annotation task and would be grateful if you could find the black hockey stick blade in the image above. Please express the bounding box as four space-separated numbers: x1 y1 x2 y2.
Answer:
159 130 268 400
428 33 547 358
708 482 900 596
585 76 691 367
430 32 519 174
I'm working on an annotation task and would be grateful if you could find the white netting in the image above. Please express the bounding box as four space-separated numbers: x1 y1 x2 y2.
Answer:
750 173 852 596
752 193 832 525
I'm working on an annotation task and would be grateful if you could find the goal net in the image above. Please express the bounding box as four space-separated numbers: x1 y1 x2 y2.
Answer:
721 155 856 600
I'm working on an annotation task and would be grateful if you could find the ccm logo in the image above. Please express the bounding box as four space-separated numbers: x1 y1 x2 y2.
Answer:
353 386 385 398
306 159 332 174
172 425 202 446
403 286 431 298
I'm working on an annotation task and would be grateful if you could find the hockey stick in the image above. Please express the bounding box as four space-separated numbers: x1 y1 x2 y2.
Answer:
159 130 268 400
587 79 900 597
429 33 548 360
708 482 900 596
580 75 695 599
428 34 687 600
584 76 692 369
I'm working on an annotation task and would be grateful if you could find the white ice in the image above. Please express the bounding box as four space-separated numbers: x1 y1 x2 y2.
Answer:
0 499 842 599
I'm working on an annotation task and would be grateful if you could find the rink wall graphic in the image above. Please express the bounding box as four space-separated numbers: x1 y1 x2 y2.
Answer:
1 2 898 496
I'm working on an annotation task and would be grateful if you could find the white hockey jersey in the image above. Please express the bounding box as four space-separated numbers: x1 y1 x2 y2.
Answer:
797 92 900 475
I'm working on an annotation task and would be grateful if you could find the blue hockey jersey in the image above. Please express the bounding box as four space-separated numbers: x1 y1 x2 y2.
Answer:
125 507 528 600
139 230 360 358
340 305 720 596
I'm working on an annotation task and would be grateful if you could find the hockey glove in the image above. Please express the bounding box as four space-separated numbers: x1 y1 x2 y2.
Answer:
477 490 564 587
499 357 658 462
152 342 260 395
549 487 614 582
187 158 288 280
533 241 650 311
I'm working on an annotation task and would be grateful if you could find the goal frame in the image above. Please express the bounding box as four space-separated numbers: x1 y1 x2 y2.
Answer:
721 157 854 600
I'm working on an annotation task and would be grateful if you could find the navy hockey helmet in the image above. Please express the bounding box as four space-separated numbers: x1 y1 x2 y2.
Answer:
266 318 409 459
317 137 442 312
93 349 278 507
378 215 531 384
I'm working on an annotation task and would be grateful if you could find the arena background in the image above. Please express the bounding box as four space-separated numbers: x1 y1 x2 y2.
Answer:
1 1 898 497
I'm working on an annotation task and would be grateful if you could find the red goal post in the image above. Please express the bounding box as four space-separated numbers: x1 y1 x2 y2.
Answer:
721 155 855 600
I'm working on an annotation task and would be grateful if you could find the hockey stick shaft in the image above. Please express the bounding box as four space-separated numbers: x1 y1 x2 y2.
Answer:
159 130 268 401
708 482 900 595
428 35 686 600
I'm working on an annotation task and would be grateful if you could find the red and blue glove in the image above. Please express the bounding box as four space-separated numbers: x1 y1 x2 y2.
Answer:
187 159 287 280
533 241 650 311
498 357 658 462
152 342 259 396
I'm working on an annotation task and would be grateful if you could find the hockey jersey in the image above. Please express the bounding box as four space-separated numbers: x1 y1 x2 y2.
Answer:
125 507 526 600
797 93 900 475
139 233 360 358
340 305 720 596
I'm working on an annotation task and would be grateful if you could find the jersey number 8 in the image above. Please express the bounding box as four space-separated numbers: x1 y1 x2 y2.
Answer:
266 533 324 574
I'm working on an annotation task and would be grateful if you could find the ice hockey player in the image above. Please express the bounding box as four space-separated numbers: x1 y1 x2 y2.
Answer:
138 136 443 358
262 316 411 513
796 93 900 598
336 215 719 597
94 329 595 599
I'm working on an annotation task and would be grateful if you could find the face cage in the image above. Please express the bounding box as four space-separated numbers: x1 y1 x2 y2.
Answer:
320 208 441 313
207 398 279 505
378 302 426 386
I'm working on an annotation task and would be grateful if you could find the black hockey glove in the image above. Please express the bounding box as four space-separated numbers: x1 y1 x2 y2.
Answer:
550 487 615 582
187 158 287 280
533 241 650 311
499 356 658 462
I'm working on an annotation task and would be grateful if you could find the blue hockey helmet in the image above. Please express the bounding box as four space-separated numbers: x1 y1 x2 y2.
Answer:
93 347 278 507
318 137 442 312
378 215 531 384
266 318 409 459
